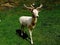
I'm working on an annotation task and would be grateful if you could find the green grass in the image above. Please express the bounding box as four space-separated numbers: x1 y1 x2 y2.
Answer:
0 8 60 45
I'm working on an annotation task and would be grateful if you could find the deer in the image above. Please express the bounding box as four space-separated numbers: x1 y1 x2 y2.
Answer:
19 3 43 45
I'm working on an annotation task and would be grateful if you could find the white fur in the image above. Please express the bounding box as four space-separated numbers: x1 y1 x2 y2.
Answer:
19 9 39 27
19 4 43 45
19 16 32 26
19 9 39 45
33 9 39 17
29 30 33 44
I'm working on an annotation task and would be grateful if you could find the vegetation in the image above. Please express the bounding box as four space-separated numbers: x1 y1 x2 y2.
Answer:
0 0 60 45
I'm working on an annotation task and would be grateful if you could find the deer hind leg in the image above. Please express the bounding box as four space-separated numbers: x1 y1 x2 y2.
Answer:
29 29 33 45
21 24 24 30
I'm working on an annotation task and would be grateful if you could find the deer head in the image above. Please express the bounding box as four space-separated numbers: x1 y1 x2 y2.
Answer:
24 3 43 18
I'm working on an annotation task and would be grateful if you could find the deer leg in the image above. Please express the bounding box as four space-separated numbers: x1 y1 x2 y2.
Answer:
21 24 24 30
29 29 33 45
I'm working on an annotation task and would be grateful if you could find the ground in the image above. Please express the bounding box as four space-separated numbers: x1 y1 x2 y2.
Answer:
0 8 60 45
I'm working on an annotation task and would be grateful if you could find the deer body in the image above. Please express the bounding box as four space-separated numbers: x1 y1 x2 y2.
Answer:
19 16 32 27
19 4 43 45
19 9 38 28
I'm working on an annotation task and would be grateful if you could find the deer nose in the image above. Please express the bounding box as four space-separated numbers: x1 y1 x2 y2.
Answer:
36 16 39 18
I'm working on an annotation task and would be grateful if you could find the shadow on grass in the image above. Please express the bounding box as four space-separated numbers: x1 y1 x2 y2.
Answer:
16 29 31 44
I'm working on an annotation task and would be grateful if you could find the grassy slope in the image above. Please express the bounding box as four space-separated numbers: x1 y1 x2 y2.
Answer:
0 8 60 45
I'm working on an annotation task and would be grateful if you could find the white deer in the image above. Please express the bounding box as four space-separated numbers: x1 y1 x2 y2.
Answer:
19 3 43 45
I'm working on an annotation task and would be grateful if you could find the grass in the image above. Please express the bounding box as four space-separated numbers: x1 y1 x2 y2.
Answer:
0 8 60 45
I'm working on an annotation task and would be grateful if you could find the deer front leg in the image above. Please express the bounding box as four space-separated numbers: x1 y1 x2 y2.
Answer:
29 29 33 45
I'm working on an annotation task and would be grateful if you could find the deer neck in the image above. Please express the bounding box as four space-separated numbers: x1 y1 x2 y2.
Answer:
28 14 38 30
31 14 37 26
